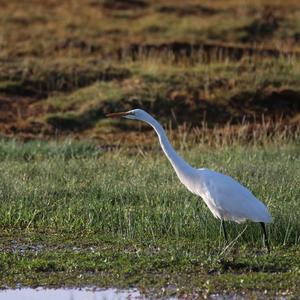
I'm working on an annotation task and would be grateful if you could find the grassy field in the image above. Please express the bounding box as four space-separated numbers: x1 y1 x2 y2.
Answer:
0 139 299 297
1 0 300 298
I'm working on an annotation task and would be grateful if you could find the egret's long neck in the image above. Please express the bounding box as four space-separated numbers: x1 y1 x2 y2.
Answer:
143 114 195 181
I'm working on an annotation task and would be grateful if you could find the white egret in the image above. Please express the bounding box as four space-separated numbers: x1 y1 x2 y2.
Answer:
107 109 272 251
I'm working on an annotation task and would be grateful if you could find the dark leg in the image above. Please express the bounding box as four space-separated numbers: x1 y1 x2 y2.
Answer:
221 220 228 243
260 222 270 253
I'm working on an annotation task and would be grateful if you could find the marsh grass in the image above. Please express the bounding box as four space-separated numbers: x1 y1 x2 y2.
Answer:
0 139 299 247
0 139 299 296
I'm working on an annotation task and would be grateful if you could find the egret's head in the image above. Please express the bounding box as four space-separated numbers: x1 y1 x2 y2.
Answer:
106 109 147 121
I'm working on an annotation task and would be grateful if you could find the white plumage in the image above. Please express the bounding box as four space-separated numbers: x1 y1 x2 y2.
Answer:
107 109 272 249
194 168 272 223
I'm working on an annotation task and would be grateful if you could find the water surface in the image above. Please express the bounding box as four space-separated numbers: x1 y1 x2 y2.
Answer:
0 288 285 299
0 288 144 300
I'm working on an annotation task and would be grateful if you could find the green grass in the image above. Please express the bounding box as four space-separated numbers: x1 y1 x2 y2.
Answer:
0 139 299 297
0 139 298 243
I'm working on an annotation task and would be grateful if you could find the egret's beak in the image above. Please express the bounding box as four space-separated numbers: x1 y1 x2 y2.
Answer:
106 111 130 118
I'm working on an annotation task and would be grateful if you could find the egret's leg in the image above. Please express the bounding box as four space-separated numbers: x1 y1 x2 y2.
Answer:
221 220 228 243
260 222 270 253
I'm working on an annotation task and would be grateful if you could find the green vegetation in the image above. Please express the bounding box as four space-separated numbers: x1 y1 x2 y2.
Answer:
0 139 299 297
0 0 300 297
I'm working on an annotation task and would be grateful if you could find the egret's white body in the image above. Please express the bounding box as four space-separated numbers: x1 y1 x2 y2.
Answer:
187 168 271 223
107 109 272 246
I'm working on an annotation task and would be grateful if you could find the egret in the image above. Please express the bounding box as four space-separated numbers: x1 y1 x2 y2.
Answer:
107 109 272 251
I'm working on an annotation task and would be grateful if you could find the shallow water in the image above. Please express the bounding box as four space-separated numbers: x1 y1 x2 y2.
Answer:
0 288 287 300
0 288 144 300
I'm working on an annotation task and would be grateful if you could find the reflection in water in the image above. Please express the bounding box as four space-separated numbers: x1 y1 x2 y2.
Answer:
0 288 144 300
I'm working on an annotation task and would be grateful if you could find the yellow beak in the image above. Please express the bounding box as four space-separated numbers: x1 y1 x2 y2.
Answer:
106 111 129 118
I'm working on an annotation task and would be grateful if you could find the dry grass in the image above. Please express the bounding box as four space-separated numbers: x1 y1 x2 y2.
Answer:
0 0 299 142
